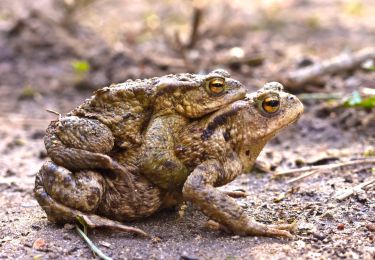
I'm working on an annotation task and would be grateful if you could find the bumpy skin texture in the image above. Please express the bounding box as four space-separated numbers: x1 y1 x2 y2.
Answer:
35 82 303 238
67 69 246 148
43 70 246 188
177 83 304 237
139 114 191 190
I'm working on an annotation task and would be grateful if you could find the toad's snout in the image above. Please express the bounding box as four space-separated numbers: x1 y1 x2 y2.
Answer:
286 93 304 119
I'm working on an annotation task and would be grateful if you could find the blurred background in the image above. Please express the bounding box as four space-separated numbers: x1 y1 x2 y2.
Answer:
0 0 374 259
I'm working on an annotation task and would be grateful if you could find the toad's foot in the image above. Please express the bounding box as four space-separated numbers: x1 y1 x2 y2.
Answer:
205 220 294 238
268 222 297 231
243 221 294 238
205 219 297 237
224 190 248 198
78 215 149 237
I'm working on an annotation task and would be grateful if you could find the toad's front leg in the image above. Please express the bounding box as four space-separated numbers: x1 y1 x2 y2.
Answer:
182 159 293 238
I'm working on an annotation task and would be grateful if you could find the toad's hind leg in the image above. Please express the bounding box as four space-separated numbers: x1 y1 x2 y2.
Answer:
34 161 148 237
45 116 116 171
45 116 136 193
38 161 105 213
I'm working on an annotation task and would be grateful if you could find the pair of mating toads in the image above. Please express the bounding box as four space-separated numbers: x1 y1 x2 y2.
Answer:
34 69 303 238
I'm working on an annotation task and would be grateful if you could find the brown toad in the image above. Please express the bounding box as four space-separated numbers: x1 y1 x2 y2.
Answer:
44 70 246 182
35 82 303 238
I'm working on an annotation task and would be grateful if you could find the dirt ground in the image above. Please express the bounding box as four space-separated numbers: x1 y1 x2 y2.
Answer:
0 0 374 259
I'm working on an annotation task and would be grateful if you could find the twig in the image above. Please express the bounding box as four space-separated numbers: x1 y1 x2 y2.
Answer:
274 158 375 177
46 109 61 116
46 109 62 120
273 187 300 202
169 3 206 71
213 55 265 68
282 47 375 89
297 92 343 101
76 225 113 260
0 177 35 185
0 115 49 127
336 178 375 201
286 170 321 184
186 6 204 49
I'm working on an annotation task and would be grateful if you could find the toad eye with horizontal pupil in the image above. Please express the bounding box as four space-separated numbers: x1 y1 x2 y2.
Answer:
208 78 225 94
262 96 280 113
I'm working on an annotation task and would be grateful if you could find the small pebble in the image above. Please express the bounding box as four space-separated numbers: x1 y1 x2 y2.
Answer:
5 169 16 177
31 224 41 231
13 138 27 146
31 130 45 139
180 252 199 260
366 223 375 232
151 236 162 244
295 240 305 249
313 232 326 241
99 241 112 248
296 56 314 68
337 223 345 230
32 238 46 250
321 210 335 220
64 224 75 230
62 234 71 241
21 231 30 236
38 150 48 159
356 193 367 203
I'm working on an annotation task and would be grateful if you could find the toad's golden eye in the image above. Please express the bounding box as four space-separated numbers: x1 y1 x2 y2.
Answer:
262 96 280 113
208 78 225 94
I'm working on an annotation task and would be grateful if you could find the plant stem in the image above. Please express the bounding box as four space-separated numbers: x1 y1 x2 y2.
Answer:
76 225 113 260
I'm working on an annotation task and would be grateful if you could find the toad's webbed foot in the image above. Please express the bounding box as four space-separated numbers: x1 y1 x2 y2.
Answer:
183 159 294 239
268 222 297 231
77 215 149 237
224 189 248 198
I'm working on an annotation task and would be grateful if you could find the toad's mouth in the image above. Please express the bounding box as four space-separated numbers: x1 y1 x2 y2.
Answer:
261 112 303 140
284 112 303 128
291 111 303 124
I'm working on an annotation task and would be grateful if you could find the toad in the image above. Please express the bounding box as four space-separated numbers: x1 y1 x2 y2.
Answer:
34 82 303 238
44 70 246 185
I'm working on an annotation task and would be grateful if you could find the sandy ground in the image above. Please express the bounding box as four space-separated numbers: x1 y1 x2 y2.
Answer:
0 0 375 259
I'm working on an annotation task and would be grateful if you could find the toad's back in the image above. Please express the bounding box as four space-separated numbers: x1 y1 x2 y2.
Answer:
66 70 246 150
70 78 157 149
